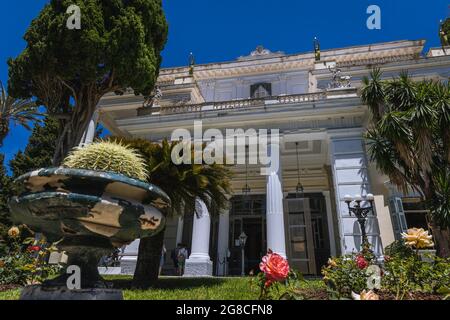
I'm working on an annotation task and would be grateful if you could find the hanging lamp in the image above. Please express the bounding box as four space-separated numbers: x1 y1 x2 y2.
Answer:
295 142 304 197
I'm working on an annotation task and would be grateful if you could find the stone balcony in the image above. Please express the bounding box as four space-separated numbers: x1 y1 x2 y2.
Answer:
137 88 358 117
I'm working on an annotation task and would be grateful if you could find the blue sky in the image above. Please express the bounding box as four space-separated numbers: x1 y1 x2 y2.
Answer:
0 0 448 172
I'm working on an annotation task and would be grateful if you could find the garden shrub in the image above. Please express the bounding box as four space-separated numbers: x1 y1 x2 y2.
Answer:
321 253 373 299
0 226 61 286
382 253 450 299
384 240 414 259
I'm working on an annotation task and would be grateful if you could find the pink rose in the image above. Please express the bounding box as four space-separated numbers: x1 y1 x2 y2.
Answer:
355 255 369 269
259 249 290 284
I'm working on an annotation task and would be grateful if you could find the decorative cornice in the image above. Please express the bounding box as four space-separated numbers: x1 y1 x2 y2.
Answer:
156 40 425 82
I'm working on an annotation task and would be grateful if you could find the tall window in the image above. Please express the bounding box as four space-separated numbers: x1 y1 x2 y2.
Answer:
250 83 272 98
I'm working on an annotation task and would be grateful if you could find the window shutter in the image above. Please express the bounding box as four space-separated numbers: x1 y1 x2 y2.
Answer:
389 197 408 240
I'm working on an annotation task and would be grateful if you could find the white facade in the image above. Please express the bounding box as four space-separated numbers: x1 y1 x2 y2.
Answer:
97 40 450 276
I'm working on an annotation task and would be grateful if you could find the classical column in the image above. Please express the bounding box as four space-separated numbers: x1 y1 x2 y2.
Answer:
322 191 337 257
265 140 287 258
184 199 213 276
216 210 230 276
175 216 184 246
79 110 99 146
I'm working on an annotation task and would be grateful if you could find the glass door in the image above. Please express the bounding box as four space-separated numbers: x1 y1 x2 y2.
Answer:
228 195 266 275
228 216 266 275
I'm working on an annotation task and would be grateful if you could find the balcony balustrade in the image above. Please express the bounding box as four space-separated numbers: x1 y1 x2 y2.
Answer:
137 88 355 117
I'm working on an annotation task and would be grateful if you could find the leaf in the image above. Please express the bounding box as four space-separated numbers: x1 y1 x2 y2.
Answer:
437 286 450 300
22 237 35 245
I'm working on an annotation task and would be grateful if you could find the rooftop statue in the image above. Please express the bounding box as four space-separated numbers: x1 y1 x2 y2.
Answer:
328 66 352 89
238 45 284 60
143 85 163 108
314 37 321 61
251 45 272 56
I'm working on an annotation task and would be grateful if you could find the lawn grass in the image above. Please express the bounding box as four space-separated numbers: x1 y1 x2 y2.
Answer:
0 289 20 300
122 277 260 300
0 276 325 300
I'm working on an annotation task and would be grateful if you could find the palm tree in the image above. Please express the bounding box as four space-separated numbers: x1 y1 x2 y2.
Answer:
111 138 232 288
362 69 450 257
0 80 41 147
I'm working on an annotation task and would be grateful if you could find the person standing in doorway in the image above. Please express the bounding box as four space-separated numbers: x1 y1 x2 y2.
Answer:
177 244 188 276
171 243 181 275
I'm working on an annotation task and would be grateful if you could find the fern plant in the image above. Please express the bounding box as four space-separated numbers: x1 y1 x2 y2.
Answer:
63 141 148 181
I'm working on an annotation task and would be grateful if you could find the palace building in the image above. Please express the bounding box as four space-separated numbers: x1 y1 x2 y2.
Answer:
92 40 450 276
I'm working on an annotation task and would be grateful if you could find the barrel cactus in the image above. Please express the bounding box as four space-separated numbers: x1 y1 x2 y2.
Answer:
63 141 148 181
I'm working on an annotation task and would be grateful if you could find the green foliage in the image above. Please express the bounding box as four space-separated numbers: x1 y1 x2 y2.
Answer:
384 240 414 259
0 81 40 147
112 138 232 217
122 277 261 300
63 141 148 180
0 276 325 300
441 18 450 47
321 242 450 300
0 155 12 228
1 117 58 254
437 286 450 300
252 270 307 300
362 71 450 246
424 256 450 293
278 278 327 300
9 117 59 179
8 0 168 100
430 168 450 228
321 254 372 299
382 254 450 300
382 255 421 300
0 289 20 300
0 230 61 286
8 0 168 164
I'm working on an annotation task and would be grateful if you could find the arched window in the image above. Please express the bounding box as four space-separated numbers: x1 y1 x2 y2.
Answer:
250 83 272 98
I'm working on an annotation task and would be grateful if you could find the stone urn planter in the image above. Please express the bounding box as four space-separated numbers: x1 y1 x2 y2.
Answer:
8 167 171 300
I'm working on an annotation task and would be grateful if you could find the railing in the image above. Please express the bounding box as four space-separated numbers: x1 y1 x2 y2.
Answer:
277 92 325 104
213 97 265 110
160 104 203 115
140 90 352 117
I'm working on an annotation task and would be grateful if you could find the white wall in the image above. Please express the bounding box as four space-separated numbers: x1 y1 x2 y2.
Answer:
197 71 309 102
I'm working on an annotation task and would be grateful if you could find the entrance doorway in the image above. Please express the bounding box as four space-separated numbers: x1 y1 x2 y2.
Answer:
230 217 266 274
228 195 266 275
227 193 331 276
